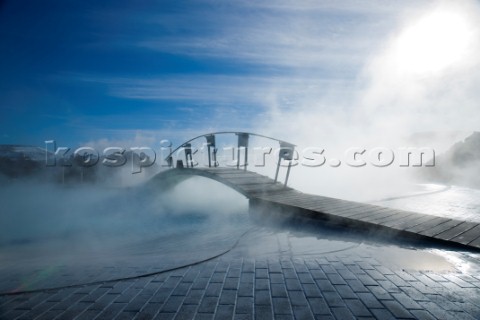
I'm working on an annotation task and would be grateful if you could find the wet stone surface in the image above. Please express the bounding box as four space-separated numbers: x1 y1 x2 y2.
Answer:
2 179 480 319
1 221 480 320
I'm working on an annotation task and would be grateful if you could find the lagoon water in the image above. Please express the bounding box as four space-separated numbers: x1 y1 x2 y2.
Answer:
1 178 479 294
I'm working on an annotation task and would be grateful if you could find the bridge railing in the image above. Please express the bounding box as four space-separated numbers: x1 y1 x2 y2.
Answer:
164 132 296 186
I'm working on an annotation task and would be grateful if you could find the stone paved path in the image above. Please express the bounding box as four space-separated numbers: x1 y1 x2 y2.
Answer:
2 227 480 320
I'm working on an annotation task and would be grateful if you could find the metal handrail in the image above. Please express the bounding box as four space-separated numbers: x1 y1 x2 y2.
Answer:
164 131 296 161
165 131 296 186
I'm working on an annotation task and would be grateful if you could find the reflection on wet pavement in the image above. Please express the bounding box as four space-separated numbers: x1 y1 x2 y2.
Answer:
1 178 480 310
229 221 465 273
3 196 480 294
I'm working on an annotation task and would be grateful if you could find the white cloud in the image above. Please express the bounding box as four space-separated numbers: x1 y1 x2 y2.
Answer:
137 0 413 71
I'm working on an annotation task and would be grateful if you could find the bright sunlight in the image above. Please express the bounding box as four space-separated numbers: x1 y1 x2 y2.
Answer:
394 8 474 75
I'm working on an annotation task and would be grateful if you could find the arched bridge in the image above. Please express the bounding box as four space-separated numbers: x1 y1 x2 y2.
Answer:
151 131 297 197
149 167 294 199
163 131 296 186
149 132 480 251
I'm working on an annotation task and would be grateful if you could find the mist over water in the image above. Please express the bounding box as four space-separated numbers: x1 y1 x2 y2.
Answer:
0 176 249 245
0 176 253 291
1 170 478 294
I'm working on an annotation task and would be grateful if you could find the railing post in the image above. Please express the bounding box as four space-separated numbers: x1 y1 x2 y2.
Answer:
236 133 249 170
284 161 292 187
277 141 295 187
274 156 281 183
213 147 217 167
184 143 193 168
244 146 248 171
205 135 216 168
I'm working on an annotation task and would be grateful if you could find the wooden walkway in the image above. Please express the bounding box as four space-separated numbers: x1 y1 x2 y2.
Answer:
152 167 480 250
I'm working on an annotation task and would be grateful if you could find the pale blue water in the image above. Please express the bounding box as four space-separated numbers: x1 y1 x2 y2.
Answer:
2 177 479 293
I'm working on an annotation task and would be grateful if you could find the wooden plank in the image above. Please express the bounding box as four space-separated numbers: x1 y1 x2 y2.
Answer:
310 205 354 215
287 195 360 213
222 175 271 181
468 235 480 249
255 192 304 201
279 196 320 206
214 170 262 175
259 196 361 217
219 171 267 176
270 193 326 204
251 190 299 198
248 183 288 190
361 209 400 223
253 191 301 200
388 214 434 230
229 182 276 187
378 210 421 225
327 205 376 218
308 200 363 213
190 169 266 181
306 204 359 215
224 179 275 186
260 192 309 201
419 219 464 237
260 194 347 211
242 188 285 194
377 211 419 226
257 190 303 198
434 222 479 241
405 217 450 233
337 205 389 218
320 197 358 207
200 171 245 176
279 196 333 211
450 225 480 245
348 208 395 221
263 197 304 207
335 208 384 221
325 203 368 214
224 180 275 186
295 197 357 212
222 176 270 181
240 184 290 193
200 168 245 172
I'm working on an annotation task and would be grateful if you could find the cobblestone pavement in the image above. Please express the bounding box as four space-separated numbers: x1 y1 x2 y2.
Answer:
1 223 480 320
0 226 246 294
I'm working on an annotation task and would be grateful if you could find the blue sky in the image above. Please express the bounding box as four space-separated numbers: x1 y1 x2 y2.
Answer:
1 0 479 149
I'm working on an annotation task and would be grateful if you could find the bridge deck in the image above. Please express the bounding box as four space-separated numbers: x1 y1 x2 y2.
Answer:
160 167 480 250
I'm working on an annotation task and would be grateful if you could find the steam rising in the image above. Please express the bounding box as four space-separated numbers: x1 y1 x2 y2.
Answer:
251 0 480 200
0 176 248 246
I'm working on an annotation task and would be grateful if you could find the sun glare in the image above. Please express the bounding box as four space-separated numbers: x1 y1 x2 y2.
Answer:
394 9 474 75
